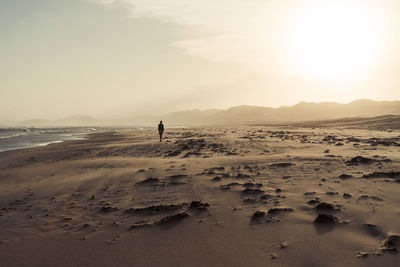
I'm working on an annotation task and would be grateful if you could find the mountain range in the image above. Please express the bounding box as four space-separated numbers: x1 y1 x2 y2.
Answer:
2 99 400 127
150 99 400 126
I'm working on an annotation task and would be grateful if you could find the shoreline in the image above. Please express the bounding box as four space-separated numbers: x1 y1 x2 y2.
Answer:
0 125 193 154
0 127 97 153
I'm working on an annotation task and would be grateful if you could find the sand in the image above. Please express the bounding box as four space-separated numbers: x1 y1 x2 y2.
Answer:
0 127 399 266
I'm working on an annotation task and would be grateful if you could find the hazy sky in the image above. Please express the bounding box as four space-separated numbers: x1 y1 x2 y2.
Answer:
1 0 400 121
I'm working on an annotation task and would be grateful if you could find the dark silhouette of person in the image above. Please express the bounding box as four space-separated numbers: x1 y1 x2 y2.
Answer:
158 120 164 142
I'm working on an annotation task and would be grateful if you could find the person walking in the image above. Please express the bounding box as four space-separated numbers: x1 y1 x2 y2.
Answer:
158 120 164 142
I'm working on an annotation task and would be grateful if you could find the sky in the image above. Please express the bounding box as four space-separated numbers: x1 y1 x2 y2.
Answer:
1 0 400 121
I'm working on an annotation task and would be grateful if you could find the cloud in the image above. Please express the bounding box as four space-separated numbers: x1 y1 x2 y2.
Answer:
92 0 400 97
91 0 290 68
93 0 400 72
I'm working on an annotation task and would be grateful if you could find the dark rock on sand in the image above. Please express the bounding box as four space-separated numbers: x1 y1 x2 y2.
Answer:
207 167 225 172
165 150 181 157
270 163 294 168
136 177 160 185
241 188 264 196
381 235 400 252
100 205 118 212
167 174 188 180
211 176 222 182
243 165 253 172
167 175 188 185
323 135 342 142
189 201 210 210
201 170 216 175
82 223 91 228
339 174 353 179
267 208 293 215
343 193 352 198
362 171 400 180
347 137 361 143
313 214 339 224
356 251 370 258
358 195 383 201
324 155 337 158
242 182 262 189
315 202 339 211
183 151 201 158
125 204 186 214
270 253 278 259
236 173 252 179
308 199 320 205
346 156 374 165
251 211 266 222
156 212 190 225
260 194 273 200
279 242 288 249
219 182 241 190
367 137 400 147
226 182 241 187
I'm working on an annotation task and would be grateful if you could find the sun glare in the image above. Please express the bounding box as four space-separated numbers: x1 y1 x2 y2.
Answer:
292 3 380 78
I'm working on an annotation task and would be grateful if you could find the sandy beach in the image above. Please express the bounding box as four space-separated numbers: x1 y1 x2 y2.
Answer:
3 0 400 265
0 126 399 266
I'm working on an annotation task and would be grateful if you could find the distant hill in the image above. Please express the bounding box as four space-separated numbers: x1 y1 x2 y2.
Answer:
2 99 400 127
148 99 400 126
15 115 101 127
285 115 400 130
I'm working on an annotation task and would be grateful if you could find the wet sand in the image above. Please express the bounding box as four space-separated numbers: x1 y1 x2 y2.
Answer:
0 127 399 266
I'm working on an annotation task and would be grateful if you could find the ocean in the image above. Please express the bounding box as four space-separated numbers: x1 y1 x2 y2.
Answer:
0 127 99 152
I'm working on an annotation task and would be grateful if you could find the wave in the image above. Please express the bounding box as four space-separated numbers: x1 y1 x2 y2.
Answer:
0 127 99 153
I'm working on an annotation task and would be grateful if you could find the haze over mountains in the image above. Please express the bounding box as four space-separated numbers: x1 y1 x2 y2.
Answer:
2 99 400 127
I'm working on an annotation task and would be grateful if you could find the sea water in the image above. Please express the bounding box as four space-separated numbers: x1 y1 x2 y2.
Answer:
0 127 98 152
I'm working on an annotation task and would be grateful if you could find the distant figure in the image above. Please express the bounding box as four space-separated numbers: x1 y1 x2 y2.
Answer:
158 120 164 142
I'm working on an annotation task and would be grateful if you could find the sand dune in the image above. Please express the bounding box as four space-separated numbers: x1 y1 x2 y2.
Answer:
0 126 399 266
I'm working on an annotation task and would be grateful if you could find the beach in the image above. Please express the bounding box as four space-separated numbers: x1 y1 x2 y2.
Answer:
0 126 399 266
